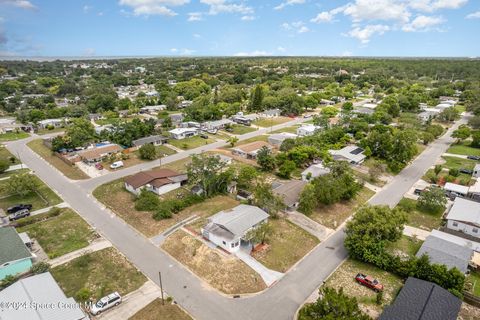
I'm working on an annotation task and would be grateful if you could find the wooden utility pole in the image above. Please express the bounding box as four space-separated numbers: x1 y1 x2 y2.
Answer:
159 271 165 305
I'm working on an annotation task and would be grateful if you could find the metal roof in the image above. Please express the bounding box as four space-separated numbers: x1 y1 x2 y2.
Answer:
444 182 469 195
379 277 461 320
0 272 87 320
329 145 366 164
301 163 330 179
132 135 168 147
208 205 269 237
416 235 473 273
446 197 480 226
0 227 32 265
430 229 480 252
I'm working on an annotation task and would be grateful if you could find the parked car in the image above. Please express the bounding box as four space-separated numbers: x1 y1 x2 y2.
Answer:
460 168 473 175
225 127 234 132
355 273 384 292
200 133 209 139
8 209 31 221
90 292 122 315
95 163 104 170
303 114 313 118
414 188 423 195
467 155 480 160
110 161 124 169
7 204 33 214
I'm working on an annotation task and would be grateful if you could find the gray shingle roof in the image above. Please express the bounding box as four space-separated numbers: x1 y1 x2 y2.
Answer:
379 277 461 320
416 235 473 273
132 135 168 147
446 197 480 225
0 227 32 265
0 272 87 320
209 205 269 237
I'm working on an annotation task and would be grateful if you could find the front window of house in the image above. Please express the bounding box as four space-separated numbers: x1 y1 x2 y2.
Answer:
453 222 458 227
473 228 479 233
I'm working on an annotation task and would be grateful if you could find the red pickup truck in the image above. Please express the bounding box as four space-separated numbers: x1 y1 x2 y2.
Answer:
355 273 384 292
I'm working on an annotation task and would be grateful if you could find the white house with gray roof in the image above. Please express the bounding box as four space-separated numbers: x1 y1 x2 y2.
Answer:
446 197 480 239
301 163 330 181
202 205 269 253
329 145 366 165
0 272 88 320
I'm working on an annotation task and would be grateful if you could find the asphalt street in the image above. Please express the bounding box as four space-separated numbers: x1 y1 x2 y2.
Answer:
5 115 467 320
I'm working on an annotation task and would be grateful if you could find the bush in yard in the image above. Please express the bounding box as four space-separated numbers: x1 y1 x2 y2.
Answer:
9 156 16 164
256 146 276 172
75 288 92 302
376 291 383 305
0 275 18 289
152 208 173 220
30 261 50 274
449 168 459 177
417 186 447 213
434 165 442 175
298 287 371 320
277 160 296 179
134 190 160 211
139 143 157 160
0 159 9 173
7 173 39 197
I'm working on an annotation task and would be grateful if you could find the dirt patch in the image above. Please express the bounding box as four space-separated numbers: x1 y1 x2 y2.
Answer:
162 230 266 294
459 302 480 320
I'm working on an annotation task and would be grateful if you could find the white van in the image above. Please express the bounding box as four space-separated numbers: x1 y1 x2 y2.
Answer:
90 292 122 315
110 161 124 169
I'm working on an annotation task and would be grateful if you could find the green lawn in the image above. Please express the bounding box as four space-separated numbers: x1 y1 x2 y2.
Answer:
0 168 30 179
27 139 89 180
447 141 480 156
51 247 147 301
253 117 292 127
385 235 423 259
168 136 215 150
155 145 177 156
0 175 62 211
234 135 269 145
36 127 66 135
228 125 257 135
252 218 319 273
130 299 192 320
466 271 480 297
0 146 19 164
271 125 299 134
421 156 477 186
441 156 477 170
17 208 96 258
0 131 29 141
397 198 444 231
455 104 466 113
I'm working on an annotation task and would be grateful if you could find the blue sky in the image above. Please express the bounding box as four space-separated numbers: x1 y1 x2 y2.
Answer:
0 0 479 57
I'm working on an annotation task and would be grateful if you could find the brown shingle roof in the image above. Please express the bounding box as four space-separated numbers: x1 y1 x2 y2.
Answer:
234 141 271 154
125 168 183 189
78 144 122 161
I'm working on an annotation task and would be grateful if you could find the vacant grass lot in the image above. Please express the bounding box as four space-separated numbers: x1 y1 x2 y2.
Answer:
466 270 480 297
224 125 256 135
253 117 292 127
326 258 403 315
252 218 319 273
397 198 444 231
309 187 375 229
0 146 19 164
93 177 238 237
27 139 89 180
168 136 215 150
162 230 266 294
17 208 96 258
51 247 146 301
235 135 269 145
385 235 423 259
271 125 299 134
0 131 29 141
447 141 480 156
0 168 29 179
0 175 62 211
129 299 192 320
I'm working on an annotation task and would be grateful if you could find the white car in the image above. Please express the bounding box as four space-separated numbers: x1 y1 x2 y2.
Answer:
110 161 124 169
90 292 122 315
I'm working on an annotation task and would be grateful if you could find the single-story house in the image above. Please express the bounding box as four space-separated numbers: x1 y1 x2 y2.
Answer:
232 141 272 159
362 103 378 109
231 115 252 126
329 145 366 165
169 127 198 140
296 124 320 137
0 272 89 320
445 197 480 239
169 113 184 125
204 119 234 131
217 154 233 165
474 163 480 178
77 143 122 164
416 234 473 273
320 99 335 106
272 180 307 211
430 229 480 253
468 178 480 201
0 118 22 134
201 204 269 253
88 113 105 121
94 124 113 135
124 168 188 196
379 277 462 320
418 109 440 123
179 121 201 128
132 135 168 148
436 103 452 110
301 163 330 181
444 182 469 197
268 133 298 147
261 109 281 118
37 118 64 129
178 100 193 109
352 106 375 115
0 227 33 280
140 105 166 114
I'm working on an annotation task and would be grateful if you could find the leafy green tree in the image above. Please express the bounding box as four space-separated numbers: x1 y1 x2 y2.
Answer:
452 125 471 143
449 168 459 177
321 106 339 118
186 154 232 198
245 222 272 245
417 186 447 213
368 161 385 183
256 146 276 172
253 179 284 217
472 130 480 148
422 132 435 145
438 107 460 122
298 184 317 216
7 173 39 197
248 85 265 112
228 136 239 147
237 166 258 190
434 165 443 175
65 118 95 148
138 144 157 160
134 189 160 211
298 287 371 320
280 138 296 152
277 160 296 179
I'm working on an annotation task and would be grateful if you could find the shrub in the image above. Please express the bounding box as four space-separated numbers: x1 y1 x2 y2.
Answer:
0 275 18 289
376 291 383 305
134 190 160 211
153 208 173 220
30 261 50 274
74 254 92 268
75 288 91 302
449 168 459 177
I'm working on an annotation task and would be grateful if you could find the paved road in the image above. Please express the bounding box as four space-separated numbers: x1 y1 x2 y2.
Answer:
5 115 467 320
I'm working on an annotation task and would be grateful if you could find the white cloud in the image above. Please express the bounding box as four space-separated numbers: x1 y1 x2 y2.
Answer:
347 24 390 43
241 15 255 21
83 48 96 56
180 48 195 55
119 0 190 16
234 50 270 56
402 15 444 32
311 12 335 23
0 0 36 10
83 5 92 13
277 46 286 52
343 0 411 23
466 11 480 19
409 0 467 12
341 50 353 56
193 33 201 38
200 0 253 15
274 0 305 11
188 12 203 21
282 21 309 33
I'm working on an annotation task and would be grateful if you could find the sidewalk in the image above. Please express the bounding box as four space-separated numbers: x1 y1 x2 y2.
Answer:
164 143 183 153
96 280 161 320
235 249 284 286
49 238 112 267
31 202 70 216
6 164 29 171
150 215 198 246
287 211 334 241
443 153 468 159
403 225 431 241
